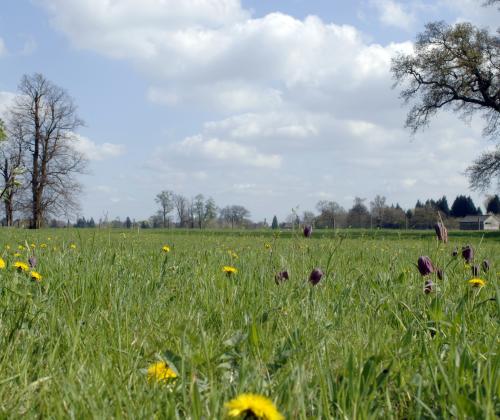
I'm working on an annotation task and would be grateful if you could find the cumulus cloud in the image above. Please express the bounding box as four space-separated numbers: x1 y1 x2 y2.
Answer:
175 134 282 169
72 134 126 161
36 0 494 216
371 0 416 29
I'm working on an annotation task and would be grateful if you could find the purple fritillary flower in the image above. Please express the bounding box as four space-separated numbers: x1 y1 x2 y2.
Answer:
28 256 37 269
436 268 444 280
481 259 490 272
434 223 448 243
309 268 323 285
424 279 434 294
462 245 474 263
275 270 289 285
303 225 312 238
417 256 434 276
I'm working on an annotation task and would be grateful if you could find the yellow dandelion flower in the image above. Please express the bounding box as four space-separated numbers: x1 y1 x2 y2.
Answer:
18 245 25 251
40 243 47 248
47 237 52 241
30 243 36 249
223 266 238 275
264 243 271 250
225 394 284 420
0 258 5 269
228 250 238 258
69 244 76 249
13 261 29 272
147 361 177 383
13 252 21 258
162 245 170 253
468 278 486 288
30 271 42 282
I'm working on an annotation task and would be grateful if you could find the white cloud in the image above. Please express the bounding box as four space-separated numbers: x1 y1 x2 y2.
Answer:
73 134 126 161
0 38 6 56
175 134 282 169
371 0 416 29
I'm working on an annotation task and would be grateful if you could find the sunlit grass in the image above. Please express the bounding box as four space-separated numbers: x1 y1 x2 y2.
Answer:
0 228 498 418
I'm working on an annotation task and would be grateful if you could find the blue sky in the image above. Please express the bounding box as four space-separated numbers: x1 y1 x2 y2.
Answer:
0 0 498 222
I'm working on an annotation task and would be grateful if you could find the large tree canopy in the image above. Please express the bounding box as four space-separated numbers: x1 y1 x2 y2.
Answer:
391 21 500 137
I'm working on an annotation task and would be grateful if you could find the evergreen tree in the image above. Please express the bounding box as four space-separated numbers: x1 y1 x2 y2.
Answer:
450 195 479 217
486 195 500 214
271 215 279 230
435 196 450 216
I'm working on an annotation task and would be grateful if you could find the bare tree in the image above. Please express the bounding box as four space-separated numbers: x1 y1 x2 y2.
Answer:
155 190 174 228
194 194 205 229
370 195 387 227
173 193 189 227
0 120 25 226
10 73 87 228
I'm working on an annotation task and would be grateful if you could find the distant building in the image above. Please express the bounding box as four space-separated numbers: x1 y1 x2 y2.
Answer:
459 214 500 231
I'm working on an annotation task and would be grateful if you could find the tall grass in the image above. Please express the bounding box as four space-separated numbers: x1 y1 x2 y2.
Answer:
0 229 498 418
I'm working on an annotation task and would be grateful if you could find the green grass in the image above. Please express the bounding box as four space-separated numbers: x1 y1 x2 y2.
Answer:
0 228 498 418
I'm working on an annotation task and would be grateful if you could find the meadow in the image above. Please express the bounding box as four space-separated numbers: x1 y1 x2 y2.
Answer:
0 228 498 419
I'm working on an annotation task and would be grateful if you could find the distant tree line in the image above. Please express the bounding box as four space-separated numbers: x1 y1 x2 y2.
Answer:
271 194 500 231
69 193 500 231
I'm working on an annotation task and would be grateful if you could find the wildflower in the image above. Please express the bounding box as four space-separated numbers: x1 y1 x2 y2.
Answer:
303 225 312 238
30 271 42 282
18 245 25 251
264 243 271 250
29 256 37 268
309 268 323 285
274 270 289 285
40 243 47 249
461 245 473 263
436 268 444 280
13 261 29 272
0 258 5 269
223 266 238 276
434 223 448 243
423 279 434 294
471 265 480 277
481 259 490 272
69 244 77 249
146 361 177 383
30 243 36 249
417 256 434 276
13 252 21 258
225 393 284 420
162 245 170 253
468 278 486 288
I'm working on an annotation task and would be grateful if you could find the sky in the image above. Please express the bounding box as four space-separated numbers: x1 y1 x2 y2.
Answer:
0 0 498 223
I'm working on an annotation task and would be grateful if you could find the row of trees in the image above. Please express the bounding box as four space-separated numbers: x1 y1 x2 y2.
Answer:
0 73 86 228
153 191 251 229
270 194 499 230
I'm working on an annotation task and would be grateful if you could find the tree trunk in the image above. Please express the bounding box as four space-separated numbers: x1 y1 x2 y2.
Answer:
30 98 41 229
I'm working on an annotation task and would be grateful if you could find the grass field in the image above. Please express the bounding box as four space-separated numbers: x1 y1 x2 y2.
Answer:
0 228 498 419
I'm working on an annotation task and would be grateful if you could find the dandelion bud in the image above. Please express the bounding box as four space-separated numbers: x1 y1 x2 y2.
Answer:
274 270 289 285
417 256 434 276
434 223 448 243
309 268 323 285
471 265 480 277
28 256 37 268
452 248 458 257
436 268 444 280
481 259 490 272
461 245 474 263
303 225 312 238
423 279 434 294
